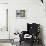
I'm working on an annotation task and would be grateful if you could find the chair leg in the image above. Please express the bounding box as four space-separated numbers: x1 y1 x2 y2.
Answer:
20 41 21 45
30 40 34 46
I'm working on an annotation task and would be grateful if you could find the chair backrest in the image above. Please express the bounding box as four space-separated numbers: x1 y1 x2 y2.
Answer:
27 23 40 35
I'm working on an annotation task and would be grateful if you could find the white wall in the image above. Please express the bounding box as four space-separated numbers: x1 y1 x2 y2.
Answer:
0 0 8 3
8 0 45 44
8 0 46 46
0 4 9 39
0 0 46 46
0 0 13 46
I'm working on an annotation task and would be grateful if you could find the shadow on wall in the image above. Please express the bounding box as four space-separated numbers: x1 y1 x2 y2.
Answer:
40 25 45 46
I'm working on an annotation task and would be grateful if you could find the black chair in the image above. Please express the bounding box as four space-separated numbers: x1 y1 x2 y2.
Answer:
19 23 40 46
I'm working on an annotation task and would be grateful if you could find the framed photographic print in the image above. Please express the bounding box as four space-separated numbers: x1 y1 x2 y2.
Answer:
16 10 25 18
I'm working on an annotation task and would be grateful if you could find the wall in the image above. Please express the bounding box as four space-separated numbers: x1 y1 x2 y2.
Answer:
0 0 46 46
0 4 9 39
0 0 13 46
0 0 8 3
9 0 46 46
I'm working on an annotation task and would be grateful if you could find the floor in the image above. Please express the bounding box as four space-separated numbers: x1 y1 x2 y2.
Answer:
0 43 12 46
19 41 43 46
0 40 43 46
0 42 43 46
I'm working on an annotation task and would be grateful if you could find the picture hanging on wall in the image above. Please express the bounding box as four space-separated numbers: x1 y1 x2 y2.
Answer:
16 10 25 17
